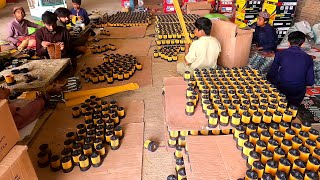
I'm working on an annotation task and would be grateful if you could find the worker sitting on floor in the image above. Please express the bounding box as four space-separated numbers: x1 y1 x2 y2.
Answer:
7 7 41 47
70 0 96 36
0 87 45 130
252 11 277 53
267 31 315 106
54 7 71 28
177 17 221 75
35 11 71 59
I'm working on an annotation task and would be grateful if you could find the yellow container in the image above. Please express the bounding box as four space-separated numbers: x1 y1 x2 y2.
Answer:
0 0 6 9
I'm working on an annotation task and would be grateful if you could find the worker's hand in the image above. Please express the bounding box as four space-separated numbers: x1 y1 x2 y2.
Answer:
57 42 65 50
41 41 51 48
0 86 11 99
185 43 190 50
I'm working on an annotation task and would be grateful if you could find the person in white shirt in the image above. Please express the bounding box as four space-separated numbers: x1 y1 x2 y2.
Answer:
177 17 221 75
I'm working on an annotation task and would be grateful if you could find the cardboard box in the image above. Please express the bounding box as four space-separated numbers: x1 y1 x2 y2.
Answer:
163 3 176 13
186 2 211 17
217 0 234 14
236 0 263 13
0 145 37 180
184 135 246 179
263 0 297 20
234 11 259 28
0 100 19 162
211 19 254 68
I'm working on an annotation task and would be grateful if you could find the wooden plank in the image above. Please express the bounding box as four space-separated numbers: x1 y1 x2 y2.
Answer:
0 59 70 92
173 0 191 44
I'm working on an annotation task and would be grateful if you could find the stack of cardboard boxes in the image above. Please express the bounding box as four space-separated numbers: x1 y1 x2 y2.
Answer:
0 100 37 179
234 0 264 28
163 0 176 13
262 0 298 43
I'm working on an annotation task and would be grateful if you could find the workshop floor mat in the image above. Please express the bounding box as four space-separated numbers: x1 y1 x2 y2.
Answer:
28 100 144 180
183 135 246 180
77 55 152 89
98 26 147 39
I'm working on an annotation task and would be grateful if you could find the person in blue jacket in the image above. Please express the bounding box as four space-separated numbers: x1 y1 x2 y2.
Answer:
253 11 278 52
70 0 95 36
267 31 315 106
70 0 90 25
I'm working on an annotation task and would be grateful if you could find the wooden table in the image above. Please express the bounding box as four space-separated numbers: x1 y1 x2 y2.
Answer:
0 59 70 92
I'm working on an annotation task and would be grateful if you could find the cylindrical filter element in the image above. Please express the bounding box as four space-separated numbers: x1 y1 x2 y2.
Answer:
278 157 291 175
256 140 267 154
288 149 300 164
265 160 278 177
273 147 285 162
261 150 273 165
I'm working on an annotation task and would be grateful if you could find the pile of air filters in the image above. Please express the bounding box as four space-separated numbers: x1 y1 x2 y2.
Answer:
167 128 233 149
153 46 184 62
37 98 125 173
79 54 142 84
106 12 151 27
91 44 116 54
167 156 187 180
156 14 199 24
235 121 320 180
155 14 199 47
248 52 274 75
184 67 297 128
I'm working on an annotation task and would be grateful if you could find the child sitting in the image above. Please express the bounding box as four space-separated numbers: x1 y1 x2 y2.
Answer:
267 31 315 106
253 11 277 53
177 17 221 75
70 0 95 36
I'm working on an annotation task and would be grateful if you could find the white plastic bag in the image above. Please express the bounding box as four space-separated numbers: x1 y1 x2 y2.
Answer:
312 23 320 45
278 21 313 50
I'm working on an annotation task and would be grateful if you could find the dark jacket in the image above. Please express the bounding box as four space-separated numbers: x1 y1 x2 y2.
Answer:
267 46 315 106
35 26 71 58
253 23 278 52
70 8 90 25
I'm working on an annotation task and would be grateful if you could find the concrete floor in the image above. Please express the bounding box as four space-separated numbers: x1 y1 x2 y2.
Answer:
0 0 177 179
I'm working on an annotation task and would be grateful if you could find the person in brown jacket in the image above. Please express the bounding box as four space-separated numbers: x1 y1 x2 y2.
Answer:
35 11 71 59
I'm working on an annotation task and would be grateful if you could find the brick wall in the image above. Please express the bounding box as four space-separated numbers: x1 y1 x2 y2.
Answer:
295 0 320 25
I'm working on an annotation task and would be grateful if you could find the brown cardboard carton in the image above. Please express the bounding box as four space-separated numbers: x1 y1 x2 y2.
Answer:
211 19 254 68
0 100 20 161
184 135 246 179
0 145 37 180
186 2 211 17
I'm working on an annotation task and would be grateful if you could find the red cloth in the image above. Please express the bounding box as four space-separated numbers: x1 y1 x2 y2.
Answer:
16 35 36 50
9 96 45 130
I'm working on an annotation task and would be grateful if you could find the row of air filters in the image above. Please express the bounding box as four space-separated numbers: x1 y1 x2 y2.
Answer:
91 44 116 54
167 129 233 149
233 122 320 179
184 67 298 127
106 12 151 27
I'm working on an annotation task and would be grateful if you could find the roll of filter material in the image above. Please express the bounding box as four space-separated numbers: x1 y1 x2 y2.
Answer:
18 38 29 51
